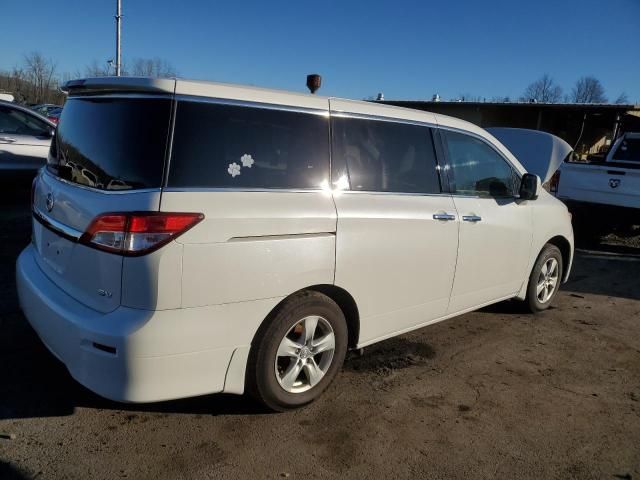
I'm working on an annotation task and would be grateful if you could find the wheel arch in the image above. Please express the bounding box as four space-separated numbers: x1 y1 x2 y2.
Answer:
305 284 360 349
249 284 360 351
546 235 572 282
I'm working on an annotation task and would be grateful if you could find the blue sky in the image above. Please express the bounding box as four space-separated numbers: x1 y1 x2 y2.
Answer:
1 0 638 102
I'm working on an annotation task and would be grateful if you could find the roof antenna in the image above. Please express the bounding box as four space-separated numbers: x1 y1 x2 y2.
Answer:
306 74 321 94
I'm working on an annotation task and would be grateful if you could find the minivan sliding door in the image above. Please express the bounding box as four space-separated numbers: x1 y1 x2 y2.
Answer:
329 102 459 346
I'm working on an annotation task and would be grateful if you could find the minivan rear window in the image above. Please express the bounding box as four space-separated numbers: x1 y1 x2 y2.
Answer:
48 97 172 190
167 101 330 190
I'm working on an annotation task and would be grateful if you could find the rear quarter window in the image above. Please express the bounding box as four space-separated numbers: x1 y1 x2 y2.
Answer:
167 101 330 190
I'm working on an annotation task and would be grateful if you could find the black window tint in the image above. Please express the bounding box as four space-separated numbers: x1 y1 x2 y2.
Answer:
168 102 329 189
612 137 640 162
331 117 441 194
50 97 171 190
443 130 516 197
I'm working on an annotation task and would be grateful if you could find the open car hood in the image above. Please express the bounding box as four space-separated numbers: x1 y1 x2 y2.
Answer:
486 128 572 183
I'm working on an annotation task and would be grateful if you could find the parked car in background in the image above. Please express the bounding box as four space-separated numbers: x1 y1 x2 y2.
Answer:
17 77 573 411
552 132 640 233
0 100 55 179
31 103 63 117
45 107 63 124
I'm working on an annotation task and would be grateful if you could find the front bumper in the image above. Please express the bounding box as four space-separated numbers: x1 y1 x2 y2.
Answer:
16 244 274 402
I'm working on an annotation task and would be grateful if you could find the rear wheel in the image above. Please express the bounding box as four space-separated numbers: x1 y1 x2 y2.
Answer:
246 291 348 411
524 244 563 312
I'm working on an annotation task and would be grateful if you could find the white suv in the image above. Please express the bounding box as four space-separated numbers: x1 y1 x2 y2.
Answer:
16 77 573 411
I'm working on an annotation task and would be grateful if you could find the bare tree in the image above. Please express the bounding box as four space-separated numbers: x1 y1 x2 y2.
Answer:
85 57 176 78
520 74 563 103
569 76 607 103
85 60 111 77
23 52 58 104
614 92 629 104
130 57 177 78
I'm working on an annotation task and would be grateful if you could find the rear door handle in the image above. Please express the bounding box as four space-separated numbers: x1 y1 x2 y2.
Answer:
433 213 456 221
0 137 17 143
462 215 482 222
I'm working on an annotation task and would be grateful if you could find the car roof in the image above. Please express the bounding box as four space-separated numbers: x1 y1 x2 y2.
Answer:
64 76 484 131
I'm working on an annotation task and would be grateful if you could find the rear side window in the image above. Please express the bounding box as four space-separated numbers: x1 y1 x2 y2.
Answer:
612 137 640 163
49 97 172 190
168 102 330 189
442 130 518 197
331 116 441 194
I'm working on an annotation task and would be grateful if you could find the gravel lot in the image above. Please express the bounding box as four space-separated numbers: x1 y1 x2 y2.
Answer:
1 188 639 480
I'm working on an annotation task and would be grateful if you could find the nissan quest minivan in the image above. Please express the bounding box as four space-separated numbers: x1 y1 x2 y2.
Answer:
17 77 574 411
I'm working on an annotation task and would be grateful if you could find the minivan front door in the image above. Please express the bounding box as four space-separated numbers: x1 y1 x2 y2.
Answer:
441 130 532 314
329 105 459 346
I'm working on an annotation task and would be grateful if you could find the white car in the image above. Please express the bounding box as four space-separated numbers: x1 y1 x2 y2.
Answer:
16 77 574 410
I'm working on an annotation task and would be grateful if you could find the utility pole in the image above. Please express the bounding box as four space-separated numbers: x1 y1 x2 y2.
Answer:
115 0 122 76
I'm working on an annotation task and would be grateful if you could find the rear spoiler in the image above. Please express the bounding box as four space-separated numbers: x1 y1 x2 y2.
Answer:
62 77 176 95
486 128 572 184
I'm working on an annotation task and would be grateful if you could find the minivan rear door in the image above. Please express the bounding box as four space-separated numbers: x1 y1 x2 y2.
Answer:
32 94 173 313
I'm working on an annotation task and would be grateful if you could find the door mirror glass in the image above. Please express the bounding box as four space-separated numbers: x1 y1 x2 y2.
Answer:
519 173 538 200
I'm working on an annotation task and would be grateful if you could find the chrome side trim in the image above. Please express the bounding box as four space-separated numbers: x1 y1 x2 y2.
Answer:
33 207 83 242
67 93 174 100
162 187 324 194
174 94 330 116
330 111 437 129
43 168 161 195
228 232 335 243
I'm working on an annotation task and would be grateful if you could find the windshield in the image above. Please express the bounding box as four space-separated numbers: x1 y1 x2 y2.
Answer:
48 96 172 190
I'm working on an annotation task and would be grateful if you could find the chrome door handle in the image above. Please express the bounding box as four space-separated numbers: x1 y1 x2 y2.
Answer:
0 137 17 143
433 213 456 221
462 215 482 222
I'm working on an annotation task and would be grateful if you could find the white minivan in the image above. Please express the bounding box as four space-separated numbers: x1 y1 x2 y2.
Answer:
17 77 573 410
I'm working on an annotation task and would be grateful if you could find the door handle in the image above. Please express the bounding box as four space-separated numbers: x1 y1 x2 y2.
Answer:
462 215 482 222
433 213 456 221
0 137 17 143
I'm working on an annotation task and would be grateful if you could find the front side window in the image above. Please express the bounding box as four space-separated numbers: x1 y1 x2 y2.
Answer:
0 107 50 136
443 130 517 197
331 116 441 194
168 102 330 189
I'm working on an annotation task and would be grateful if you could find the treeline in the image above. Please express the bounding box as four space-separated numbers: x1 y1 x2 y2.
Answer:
453 75 630 105
0 52 177 105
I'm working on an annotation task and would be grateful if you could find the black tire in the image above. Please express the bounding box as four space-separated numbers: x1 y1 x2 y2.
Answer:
524 244 563 313
246 291 348 412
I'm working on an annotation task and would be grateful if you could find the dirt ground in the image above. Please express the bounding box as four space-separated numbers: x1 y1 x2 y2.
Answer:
1 188 639 480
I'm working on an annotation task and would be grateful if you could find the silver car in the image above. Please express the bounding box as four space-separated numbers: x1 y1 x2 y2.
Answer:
0 101 55 175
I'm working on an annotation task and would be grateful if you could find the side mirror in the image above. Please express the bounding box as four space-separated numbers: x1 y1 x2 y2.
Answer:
519 173 539 200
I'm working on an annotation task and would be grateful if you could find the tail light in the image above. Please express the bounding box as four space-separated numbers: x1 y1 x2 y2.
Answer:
47 116 59 124
549 170 561 194
80 212 204 256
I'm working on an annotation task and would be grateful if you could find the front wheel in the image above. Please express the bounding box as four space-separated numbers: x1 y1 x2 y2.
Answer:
524 244 563 312
246 291 348 411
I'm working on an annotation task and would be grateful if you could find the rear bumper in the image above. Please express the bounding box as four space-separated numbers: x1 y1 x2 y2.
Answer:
16 244 277 402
